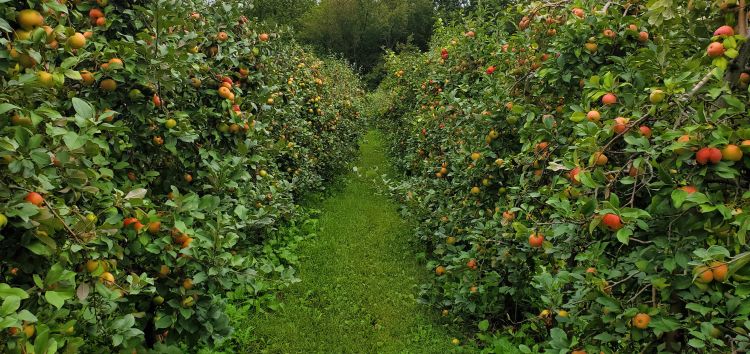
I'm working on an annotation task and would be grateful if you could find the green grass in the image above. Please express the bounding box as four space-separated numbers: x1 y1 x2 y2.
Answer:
212 131 464 353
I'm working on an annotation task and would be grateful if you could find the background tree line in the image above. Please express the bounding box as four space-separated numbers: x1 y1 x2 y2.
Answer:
250 0 479 87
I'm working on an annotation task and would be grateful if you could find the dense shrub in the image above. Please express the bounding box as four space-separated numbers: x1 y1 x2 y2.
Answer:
0 0 363 352
376 1 750 353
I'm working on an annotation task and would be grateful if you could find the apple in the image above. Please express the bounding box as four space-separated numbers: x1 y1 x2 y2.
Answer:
714 25 734 36
707 42 725 57
602 213 623 230
649 89 665 103
602 93 617 105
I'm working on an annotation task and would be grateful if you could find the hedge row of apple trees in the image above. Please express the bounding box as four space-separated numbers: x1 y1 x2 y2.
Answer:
375 1 750 353
0 0 364 352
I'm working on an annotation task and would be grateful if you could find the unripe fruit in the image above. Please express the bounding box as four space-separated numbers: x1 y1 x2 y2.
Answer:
17 9 44 30
99 272 115 285
165 119 177 129
100 79 117 92
38 71 54 87
649 89 665 103
67 33 86 49
721 144 743 161
23 324 35 338
182 278 194 290
0 213 7 229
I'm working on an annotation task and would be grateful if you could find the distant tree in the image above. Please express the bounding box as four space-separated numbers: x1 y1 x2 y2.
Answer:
251 0 316 28
299 0 434 84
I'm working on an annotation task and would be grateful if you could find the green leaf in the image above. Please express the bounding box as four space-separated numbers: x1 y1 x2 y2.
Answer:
0 103 19 115
0 296 21 316
616 228 632 244
155 315 174 329
72 98 94 119
45 291 70 309
687 338 705 349
63 131 87 150
0 283 29 300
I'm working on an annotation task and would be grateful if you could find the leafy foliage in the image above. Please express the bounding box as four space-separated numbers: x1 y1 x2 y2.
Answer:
375 1 750 352
0 0 363 352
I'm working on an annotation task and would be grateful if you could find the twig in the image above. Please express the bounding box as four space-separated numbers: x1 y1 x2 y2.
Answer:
605 271 640 290
43 199 83 243
627 284 651 303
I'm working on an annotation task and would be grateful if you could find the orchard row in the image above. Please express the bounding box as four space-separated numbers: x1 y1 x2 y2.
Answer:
375 1 750 353
0 0 363 352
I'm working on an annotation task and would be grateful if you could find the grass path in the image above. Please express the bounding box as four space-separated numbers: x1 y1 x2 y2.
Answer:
235 131 459 353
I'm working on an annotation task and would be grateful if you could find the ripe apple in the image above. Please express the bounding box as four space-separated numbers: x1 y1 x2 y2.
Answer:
602 213 623 231
572 8 585 18
680 185 698 194
639 126 652 138
587 110 601 122
714 25 734 36
613 117 629 134
602 93 617 105
25 192 44 206
529 233 544 248
593 152 608 166
696 147 722 165
707 42 725 57
638 31 649 42
569 167 581 184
